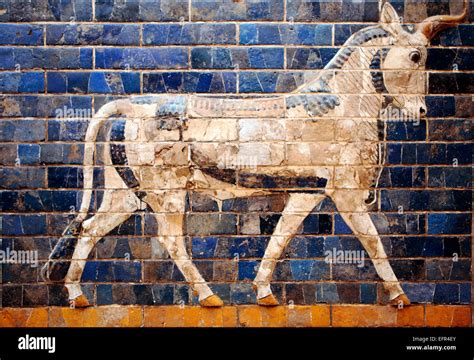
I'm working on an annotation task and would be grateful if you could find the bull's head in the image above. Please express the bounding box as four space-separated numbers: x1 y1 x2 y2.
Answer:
378 1 468 119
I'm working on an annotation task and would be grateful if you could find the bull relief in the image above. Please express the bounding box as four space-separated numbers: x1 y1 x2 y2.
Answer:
39 2 469 310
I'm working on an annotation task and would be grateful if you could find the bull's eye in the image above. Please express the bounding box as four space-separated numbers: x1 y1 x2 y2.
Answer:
409 51 421 63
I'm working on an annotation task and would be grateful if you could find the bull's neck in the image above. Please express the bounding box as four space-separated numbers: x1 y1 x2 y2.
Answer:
296 27 393 120
330 46 384 119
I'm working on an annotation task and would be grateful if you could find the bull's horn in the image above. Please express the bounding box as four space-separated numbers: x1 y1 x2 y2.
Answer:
416 0 468 40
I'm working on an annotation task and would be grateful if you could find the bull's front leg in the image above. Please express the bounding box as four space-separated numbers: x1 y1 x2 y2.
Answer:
253 193 326 306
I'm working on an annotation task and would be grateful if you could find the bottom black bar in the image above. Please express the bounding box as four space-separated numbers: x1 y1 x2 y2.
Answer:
0 328 472 359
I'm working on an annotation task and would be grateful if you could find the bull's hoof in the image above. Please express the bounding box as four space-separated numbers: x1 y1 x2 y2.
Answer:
69 294 91 308
390 294 411 307
199 294 224 307
257 294 279 306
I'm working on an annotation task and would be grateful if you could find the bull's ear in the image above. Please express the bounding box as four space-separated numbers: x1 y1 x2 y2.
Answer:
380 2 402 35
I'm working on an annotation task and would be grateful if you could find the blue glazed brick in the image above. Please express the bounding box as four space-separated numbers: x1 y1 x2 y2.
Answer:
0 95 93 118
429 73 474 94
186 214 237 235
240 24 332 45
0 48 93 70
0 72 44 93
192 237 217 258
429 119 472 141
46 24 139 45
426 96 455 117
238 260 258 280
191 47 284 69
47 72 140 94
40 144 84 165
0 24 43 45
239 72 303 93
230 283 256 304
416 144 447 165
334 24 368 45
446 143 472 165
428 167 472 188
0 120 46 142
387 144 464 166
287 47 338 69
406 236 444 257
333 263 378 281
386 121 426 141
109 214 142 236
0 144 17 165
2 263 38 284
301 214 332 235
315 283 339 303
1 190 76 212
290 260 330 281
2 215 46 235
0 168 46 189
95 48 188 69
285 283 316 305
287 0 378 22
47 167 83 188
95 0 188 21
18 144 40 165
192 0 283 21
402 283 435 303
373 214 425 235
433 283 459 304
378 167 426 188
143 72 237 93
427 259 471 281
426 49 474 71
224 237 268 258
387 143 402 164
150 284 189 305
360 283 377 304
82 261 141 282
340 237 365 252
381 190 470 212
0 0 92 21
431 25 474 46
47 120 88 141
143 24 236 45
290 260 313 281
96 284 113 305
460 283 471 304
334 215 352 235
391 260 425 281
285 236 325 258
428 214 471 235
144 261 185 282
37 191 79 212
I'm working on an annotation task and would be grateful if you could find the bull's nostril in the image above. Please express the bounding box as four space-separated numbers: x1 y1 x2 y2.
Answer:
419 107 426 115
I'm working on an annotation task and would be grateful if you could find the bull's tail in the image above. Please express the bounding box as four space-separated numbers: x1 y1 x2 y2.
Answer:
41 100 128 282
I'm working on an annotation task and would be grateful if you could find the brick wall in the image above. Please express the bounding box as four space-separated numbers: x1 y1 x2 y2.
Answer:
0 0 472 327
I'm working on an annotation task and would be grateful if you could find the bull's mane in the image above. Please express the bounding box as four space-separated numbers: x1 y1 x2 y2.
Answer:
295 25 391 94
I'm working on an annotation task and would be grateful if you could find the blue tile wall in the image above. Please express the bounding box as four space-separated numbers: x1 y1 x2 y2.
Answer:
0 0 471 308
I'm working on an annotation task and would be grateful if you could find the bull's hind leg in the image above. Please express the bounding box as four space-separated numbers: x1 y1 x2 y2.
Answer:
146 190 223 307
329 189 410 306
65 189 140 307
254 193 326 306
